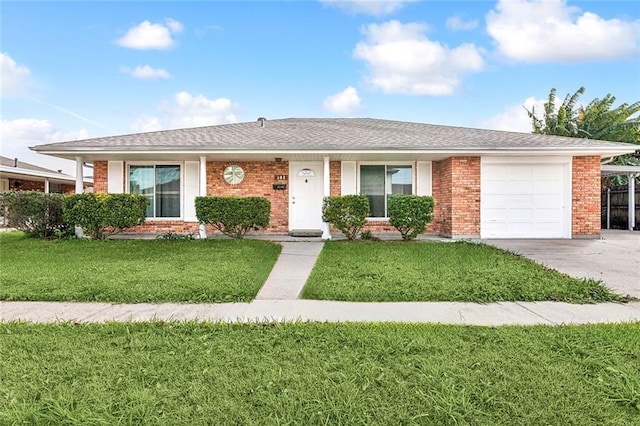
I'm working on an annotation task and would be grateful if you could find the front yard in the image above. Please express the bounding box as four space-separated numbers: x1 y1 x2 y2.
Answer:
1 322 638 425
302 241 622 303
0 232 280 303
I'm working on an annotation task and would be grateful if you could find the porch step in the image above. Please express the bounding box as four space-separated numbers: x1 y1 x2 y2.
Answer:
288 229 323 237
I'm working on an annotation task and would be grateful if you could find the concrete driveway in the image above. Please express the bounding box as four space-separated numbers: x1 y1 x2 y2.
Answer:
483 230 640 299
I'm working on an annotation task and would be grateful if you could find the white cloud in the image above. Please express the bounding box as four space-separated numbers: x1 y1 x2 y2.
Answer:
353 20 484 96
446 15 478 31
479 97 545 133
0 118 89 175
323 86 362 115
131 114 163 133
121 65 172 79
486 0 640 62
321 0 411 17
132 91 240 131
116 19 183 50
1 53 31 96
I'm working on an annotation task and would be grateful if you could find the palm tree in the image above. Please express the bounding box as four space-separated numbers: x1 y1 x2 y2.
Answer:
527 87 640 183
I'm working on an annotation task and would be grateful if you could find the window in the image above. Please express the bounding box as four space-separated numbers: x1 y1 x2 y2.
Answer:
360 164 412 217
129 165 181 218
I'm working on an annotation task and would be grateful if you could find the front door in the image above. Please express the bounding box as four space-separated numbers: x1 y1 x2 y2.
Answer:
289 162 324 231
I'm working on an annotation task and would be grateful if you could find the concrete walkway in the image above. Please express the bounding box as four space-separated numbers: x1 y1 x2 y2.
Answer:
255 242 324 300
2 300 638 325
2 238 639 325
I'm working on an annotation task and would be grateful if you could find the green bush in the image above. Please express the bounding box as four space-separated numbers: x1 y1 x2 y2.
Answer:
322 195 369 240
0 190 70 239
63 193 148 239
388 195 434 241
195 196 270 239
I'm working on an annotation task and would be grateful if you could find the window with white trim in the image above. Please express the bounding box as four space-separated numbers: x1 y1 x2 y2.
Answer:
129 164 181 218
360 164 412 217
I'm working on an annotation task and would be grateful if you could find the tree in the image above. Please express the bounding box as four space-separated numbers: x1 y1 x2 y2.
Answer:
527 87 640 183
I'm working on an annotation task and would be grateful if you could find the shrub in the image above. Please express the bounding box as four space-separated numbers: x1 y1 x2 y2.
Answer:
63 193 147 239
322 195 369 240
195 196 270 239
0 191 70 239
388 195 434 241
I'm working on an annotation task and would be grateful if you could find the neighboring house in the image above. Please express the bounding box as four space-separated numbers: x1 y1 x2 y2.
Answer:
32 118 637 239
0 155 92 194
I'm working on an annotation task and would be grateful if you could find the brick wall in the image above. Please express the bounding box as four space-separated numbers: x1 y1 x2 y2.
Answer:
93 161 108 193
207 161 289 232
429 157 480 238
451 157 481 237
330 161 341 196
7 179 45 192
431 158 451 235
572 155 601 237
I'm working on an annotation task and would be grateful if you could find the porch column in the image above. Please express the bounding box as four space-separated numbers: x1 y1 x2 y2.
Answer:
75 156 84 194
629 173 637 231
199 155 208 238
44 179 50 194
74 156 84 237
322 156 332 240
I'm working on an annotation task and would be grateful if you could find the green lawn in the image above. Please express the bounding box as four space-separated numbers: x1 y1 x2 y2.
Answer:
302 241 621 303
1 322 638 425
0 232 281 303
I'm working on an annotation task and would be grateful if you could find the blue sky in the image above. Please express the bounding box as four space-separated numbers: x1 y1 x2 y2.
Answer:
2 0 639 174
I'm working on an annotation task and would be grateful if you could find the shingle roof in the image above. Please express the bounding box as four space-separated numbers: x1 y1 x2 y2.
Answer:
33 118 637 152
0 155 62 173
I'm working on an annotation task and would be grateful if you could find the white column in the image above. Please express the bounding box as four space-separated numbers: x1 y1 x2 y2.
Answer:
75 156 84 194
629 173 636 231
322 156 332 240
74 156 84 237
44 179 50 194
199 155 208 238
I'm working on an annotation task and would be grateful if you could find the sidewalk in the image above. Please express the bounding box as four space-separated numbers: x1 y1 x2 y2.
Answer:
2 240 639 325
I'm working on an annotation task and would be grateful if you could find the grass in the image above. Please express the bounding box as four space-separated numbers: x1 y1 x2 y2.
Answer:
302 241 622 303
0 232 281 303
1 322 638 425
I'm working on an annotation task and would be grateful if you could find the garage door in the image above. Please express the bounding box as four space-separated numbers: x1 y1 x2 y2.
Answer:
481 158 571 238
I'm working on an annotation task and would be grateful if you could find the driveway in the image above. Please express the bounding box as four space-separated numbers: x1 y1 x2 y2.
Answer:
483 230 640 299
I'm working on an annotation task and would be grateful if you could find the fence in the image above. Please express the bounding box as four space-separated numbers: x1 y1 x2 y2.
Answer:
601 185 640 230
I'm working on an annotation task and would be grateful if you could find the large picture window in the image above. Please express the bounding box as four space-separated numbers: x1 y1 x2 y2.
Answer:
129 165 181 218
360 164 412 217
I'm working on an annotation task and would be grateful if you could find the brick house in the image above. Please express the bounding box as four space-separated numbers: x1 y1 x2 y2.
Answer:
0 155 90 194
32 118 637 239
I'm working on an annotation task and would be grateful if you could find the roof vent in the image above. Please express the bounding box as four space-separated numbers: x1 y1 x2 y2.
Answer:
14 158 18 167
257 117 266 127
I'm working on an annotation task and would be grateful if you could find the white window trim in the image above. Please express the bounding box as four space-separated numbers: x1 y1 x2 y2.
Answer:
126 161 184 221
356 161 415 220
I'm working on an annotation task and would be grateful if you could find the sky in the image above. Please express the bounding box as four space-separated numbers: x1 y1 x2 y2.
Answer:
1 0 639 175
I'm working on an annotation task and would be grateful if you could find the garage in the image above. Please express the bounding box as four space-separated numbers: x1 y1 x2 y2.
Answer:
481 157 572 238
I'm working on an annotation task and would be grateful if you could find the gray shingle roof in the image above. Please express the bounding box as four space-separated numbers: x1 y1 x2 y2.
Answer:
33 118 637 152
0 155 62 173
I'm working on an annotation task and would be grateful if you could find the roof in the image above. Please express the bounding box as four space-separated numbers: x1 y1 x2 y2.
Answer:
0 155 91 184
0 155 61 174
601 164 640 177
32 118 638 159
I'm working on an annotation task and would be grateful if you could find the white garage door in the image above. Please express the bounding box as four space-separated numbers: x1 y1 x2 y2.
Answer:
481 158 571 238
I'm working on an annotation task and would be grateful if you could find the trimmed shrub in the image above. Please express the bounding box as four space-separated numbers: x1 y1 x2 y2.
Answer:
63 193 148 239
322 195 369 240
195 196 270 239
0 190 70 239
388 195 434 241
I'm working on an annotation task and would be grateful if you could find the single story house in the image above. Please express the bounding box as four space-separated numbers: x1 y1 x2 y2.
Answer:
0 155 92 194
32 118 637 239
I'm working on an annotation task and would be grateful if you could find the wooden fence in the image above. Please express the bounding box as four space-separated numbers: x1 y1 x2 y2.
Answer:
601 185 640 230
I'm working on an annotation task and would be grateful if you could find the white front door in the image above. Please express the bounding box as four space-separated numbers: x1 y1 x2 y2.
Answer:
289 162 324 231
